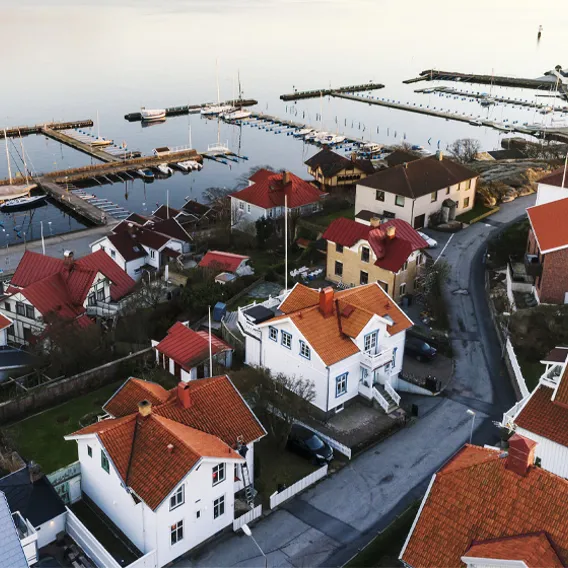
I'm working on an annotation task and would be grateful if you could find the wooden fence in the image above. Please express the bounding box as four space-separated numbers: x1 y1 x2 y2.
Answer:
270 465 328 509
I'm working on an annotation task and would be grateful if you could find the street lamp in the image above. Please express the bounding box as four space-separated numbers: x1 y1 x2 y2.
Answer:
466 409 476 444
242 523 268 568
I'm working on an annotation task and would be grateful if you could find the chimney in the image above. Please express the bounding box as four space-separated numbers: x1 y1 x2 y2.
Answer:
167 443 174 453
127 222 135 235
386 225 396 239
63 250 74 265
138 399 152 417
177 381 192 409
28 461 43 483
319 287 334 317
282 171 290 185
403 162 408 169
370 217 381 228
436 150 444 161
505 433 537 477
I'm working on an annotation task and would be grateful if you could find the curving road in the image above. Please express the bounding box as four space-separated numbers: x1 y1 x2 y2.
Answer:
185 195 536 568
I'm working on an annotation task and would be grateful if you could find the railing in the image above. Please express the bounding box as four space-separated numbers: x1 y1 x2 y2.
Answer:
384 381 401 406
505 339 530 399
361 348 393 369
372 386 390 413
126 550 158 568
233 505 263 531
270 465 328 509
12 511 38 565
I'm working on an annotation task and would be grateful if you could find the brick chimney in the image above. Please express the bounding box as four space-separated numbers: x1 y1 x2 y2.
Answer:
505 433 537 477
28 461 43 483
282 171 290 185
319 287 334 317
138 399 152 417
436 150 444 161
177 381 192 409
370 217 381 228
386 225 396 240
63 250 74 267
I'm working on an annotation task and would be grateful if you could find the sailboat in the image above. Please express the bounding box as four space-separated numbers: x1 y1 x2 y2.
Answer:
207 118 230 155
223 71 252 121
1 130 38 202
201 60 235 117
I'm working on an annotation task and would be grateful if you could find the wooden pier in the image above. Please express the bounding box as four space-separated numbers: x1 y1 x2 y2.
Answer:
280 83 385 102
0 120 94 139
124 99 258 122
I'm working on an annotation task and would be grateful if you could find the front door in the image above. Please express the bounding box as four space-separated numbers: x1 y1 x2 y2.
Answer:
413 214 426 229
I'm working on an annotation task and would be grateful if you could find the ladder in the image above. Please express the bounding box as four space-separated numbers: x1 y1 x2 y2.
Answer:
241 463 254 507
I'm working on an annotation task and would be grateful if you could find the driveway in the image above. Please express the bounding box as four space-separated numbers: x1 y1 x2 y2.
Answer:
178 196 537 568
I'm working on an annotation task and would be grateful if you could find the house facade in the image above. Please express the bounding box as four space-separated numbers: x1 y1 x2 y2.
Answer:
526 197 568 304
322 217 427 301
65 376 265 568
355 153 478 229
305 148 375 190
230 170 325 232
238 283 412 418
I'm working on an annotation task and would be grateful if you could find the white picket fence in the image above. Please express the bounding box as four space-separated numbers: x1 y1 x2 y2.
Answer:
269 464 328 509
233 505 263 531
295 420 352 459
505 338 530 399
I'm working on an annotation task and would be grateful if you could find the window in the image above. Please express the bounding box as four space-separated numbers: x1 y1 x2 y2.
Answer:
400 261 408 272
395 195 405 207
465 179 472 190
360 367 369 383
430 191 438 202
25 305 34 319
300 341 311 359
446 187 450 195
87 445 92 458
399 282 407 296
239 201 245 210
170 521 184 545
7 325 14 337
150 250 156 259
361 247 370 263
213 495 225 519
376 190 385 202
335 261 343 277
360 271 368 285
88 293 96 306
16 302 25 316
392 347 398 368
281 331 292 349
110 249 116 259
170 485 185 510
212 463 225 486
336 373 348 397
336 243 343 253
364 332 377 353
96 288 105 302
196 510 201 519
417 253 423 266
269 327 278 342
247 203 251 214
4 302 10 312
101 450 110 474
378 281 389 294
535 457 542 468
463 197 470 208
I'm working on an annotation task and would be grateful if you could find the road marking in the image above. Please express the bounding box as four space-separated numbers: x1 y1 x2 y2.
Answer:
433 233 454 265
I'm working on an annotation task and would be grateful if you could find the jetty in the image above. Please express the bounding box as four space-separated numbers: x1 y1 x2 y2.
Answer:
280 83 385 101
0 120 94 139
124 99 258 121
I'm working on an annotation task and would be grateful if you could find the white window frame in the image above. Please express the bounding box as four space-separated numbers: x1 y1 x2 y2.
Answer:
238 201 245 210
269 327 278 342
170 485 185 511
101 450 110 474
281 331 292 349
364 331 377 353
336 373 348 397
395 195 405 207
170 520 184 545
213 495 225 519
212 463 225 486
299 341 311 360
247 203 251 214
399 282 407 296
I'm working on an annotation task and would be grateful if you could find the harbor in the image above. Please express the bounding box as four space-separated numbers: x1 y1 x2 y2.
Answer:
0 119 94 139
280 82 385 101
124 99 258 121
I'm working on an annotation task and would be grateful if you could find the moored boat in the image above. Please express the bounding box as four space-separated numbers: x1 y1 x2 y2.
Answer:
141 108 166 122
1 194 47 211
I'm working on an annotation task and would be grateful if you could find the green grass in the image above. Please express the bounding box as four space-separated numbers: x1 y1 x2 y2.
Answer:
346 502 420 567
308 206 355 227
456 201 499 224
5 380 123 473
517 355 543 392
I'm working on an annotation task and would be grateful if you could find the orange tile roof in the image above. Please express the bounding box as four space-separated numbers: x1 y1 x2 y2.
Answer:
464 533 563 567
104 378 171 417
553 365 568 407
527 197 568 254
69 412 241 510
401 445 568 567
269 283 412 366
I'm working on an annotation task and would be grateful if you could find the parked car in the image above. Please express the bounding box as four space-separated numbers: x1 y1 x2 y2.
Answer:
418 231 438 248
287 425 333 464
405 337 437 362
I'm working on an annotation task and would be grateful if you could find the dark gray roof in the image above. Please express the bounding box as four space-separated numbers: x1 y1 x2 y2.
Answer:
487 148 527 160
243 305 275 324
0 467 66 527
0 491 27 568
542 347 568 364
305 148 375 178
384 149 421 167
355 210 385 222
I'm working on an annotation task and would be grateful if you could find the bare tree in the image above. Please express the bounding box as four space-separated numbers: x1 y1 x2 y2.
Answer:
124 273 169 312
448 138 481 163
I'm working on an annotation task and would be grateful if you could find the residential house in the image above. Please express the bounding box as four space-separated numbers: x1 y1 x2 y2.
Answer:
382 149 421 168
535 167 568 206
526 196 568 304
502 346 568 479
305 148 375 190
322 217 428 301
399 436 568 567
0 490 29 568
153 322 233 381
238 283 413 418
0 250 135 344
65 375 265 568
0 313 13 346
230 170 326 232
198 251 253 277
355 152 478 229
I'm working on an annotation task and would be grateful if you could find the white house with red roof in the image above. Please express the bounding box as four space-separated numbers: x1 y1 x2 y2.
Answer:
503 346 568 480
65 375 265 568
535 167 568 206
238 283 412 418
152 322 233 381
230 170 325 232
198 251 253 277
0 314 13 347
0 250 136 344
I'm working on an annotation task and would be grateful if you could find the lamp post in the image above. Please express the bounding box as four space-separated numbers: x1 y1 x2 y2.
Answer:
242 524 267 568
466 409 476 444
562 152 568 188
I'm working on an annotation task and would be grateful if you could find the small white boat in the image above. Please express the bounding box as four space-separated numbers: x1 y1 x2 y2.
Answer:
141 108 166 122
136 169 154 180
480 96 495 107
293 128 314 138
316 132 346 145
156 164 173 176
90 138 113 147
540 106 553 114
176 160 203 172
360 142 382 153
201 104 235 117
1 194 47 211
223 109 252 121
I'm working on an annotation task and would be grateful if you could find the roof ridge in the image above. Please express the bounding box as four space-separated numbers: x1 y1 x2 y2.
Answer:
439 445 500 476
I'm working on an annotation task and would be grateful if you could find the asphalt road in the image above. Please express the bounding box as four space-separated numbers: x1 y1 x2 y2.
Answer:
180 195 536 568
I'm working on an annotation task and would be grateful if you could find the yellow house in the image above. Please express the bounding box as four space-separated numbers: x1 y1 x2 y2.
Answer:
322 216 428 301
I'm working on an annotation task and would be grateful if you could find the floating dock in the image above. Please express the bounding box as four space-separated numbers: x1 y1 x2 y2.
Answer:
124 99 258 122
0 120 94 139
280 83 385 101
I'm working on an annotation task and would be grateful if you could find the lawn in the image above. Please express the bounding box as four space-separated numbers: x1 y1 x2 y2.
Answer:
308 205 355 227
5 380 123 474
456 201 499 224
517 355 543 392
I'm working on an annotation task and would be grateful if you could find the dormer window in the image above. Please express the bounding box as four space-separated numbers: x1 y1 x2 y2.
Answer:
170 484 185 510
361 247 370 263
364 331 378 354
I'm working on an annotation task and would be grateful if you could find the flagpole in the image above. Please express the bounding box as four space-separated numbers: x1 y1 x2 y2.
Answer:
285 194 288 291
208 306 213 376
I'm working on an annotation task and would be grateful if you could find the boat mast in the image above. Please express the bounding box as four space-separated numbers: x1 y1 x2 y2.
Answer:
4 130 12 184
19 136 28 184
216 59 220 105
238 70 243 102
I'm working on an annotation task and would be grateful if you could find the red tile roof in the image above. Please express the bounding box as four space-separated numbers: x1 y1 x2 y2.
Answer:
527 197 568 254
198 251 249 273
401 445 568 567
464 533 563 567
323 218 427 273
103 378 172 417
231 171 325 210
154 322 232 371
0 313 12 331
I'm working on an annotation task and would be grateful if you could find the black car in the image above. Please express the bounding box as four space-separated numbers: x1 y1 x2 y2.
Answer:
405 337 437 362
287 425 334 464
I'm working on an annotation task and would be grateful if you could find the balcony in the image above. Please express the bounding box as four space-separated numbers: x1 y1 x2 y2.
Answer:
361 347 393 370
12 511 38 565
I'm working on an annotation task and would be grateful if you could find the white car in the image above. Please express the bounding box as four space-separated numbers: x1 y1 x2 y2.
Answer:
418 231 437 248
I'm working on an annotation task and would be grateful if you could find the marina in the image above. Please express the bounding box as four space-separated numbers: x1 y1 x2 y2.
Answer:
0 119 94 139
280 82 385 101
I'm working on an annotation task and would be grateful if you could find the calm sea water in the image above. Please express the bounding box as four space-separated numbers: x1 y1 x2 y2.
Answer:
0 0 566 241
